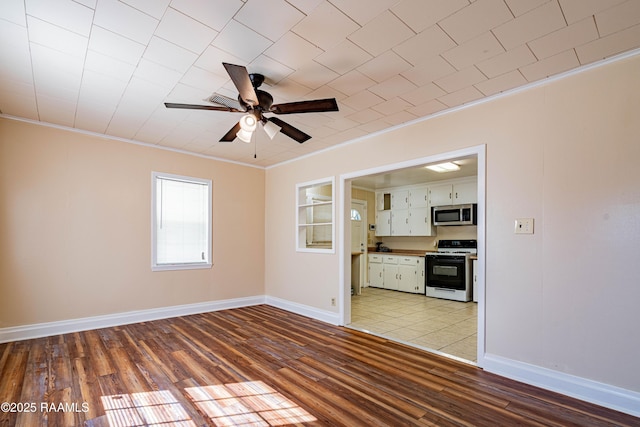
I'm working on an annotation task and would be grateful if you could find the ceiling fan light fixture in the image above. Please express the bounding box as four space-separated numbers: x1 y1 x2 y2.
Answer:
263 120 281 140
425 162 460 173
237 114 257 143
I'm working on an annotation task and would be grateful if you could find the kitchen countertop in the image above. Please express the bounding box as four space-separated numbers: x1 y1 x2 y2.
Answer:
367 248 437 257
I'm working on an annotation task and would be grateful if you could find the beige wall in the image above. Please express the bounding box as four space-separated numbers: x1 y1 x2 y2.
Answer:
265 55 640 392
0 119 265 327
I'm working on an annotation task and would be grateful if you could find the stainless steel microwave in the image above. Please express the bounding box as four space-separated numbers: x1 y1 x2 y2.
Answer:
433 204 477 226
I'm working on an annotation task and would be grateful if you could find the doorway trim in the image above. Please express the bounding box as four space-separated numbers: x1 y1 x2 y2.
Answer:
338 144 486 367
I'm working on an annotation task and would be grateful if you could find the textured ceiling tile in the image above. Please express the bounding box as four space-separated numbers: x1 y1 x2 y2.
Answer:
0 84 38 119
439 0 513 44
435 66 486 92
133 59 183 89
264 32 323 69
30 43 83 99
348 11 414 57
88 26 145 65
474 69 528 96
154 8 218 54
371 97 413 115
528 18 598 60
193 46 245 76
393 25 457 66
235 0 305 41
144 36 198 73
400 83 447 106
287 62 340 90
595 0 640 37
0 20 33 84
170 0 243 31
476 44 536 78
558 0 626 25
211 19 272 63
315 40 372 74
119 0 170 20
25 0 93 35
391 0 469 33
0 0 26 26
292 2 359 50
341 90 385 111
357 51 412 83
330 0 400 26
442 32 504 70
327 70 376 96
27 16 88 57
382 109 418 125
520 49 580 81
575 24 640 65
368 75 417 100
180 67 228 93
347 108 385 124
493 1 566 50
286 0 324 15
504 0 550 17
402 56 456 87
437 85 484 108
84 50 136 82
93 0 158 45
407 99 448 117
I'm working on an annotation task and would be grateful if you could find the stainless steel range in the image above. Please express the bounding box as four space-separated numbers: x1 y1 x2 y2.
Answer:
425 239 476 302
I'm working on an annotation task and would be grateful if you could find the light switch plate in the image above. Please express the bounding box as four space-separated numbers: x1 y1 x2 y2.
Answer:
515 218 534 234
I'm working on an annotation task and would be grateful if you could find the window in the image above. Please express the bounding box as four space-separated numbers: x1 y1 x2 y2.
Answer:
296 177 334 253
152 172 212 271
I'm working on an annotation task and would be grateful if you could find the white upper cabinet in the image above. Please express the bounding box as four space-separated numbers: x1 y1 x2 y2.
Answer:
453 181 477 204
391 189 409 210
429 179 477 206
408 186 429 208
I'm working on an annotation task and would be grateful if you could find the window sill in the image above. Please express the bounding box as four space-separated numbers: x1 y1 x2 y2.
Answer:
152 262 212 272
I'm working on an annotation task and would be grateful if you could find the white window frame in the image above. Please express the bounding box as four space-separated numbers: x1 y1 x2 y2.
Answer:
151 172 212 271
296 177 335 253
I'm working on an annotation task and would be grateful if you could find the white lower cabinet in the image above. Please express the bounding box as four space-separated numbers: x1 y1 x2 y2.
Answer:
383 256 399 290
368 254 424 294
368 254 384 288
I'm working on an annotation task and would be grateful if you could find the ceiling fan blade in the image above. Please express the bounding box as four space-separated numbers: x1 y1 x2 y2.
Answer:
270 98 339 115
268 117 311 143
164 102 241 112
222 63 259 108
219 122 242 142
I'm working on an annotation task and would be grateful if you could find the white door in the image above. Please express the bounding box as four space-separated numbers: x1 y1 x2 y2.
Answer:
351 200 367 295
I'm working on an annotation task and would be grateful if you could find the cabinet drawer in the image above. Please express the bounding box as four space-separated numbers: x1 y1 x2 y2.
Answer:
383 256 398 264
399 256 419 265
369 254 383 263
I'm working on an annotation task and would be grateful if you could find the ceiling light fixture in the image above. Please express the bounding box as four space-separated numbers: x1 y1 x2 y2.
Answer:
236 113 257 143
426 162 460 173
262 120 281 140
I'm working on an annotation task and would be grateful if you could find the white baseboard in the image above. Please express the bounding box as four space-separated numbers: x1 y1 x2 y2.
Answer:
264 296 341 325
483 353 640 418
0 295 266 343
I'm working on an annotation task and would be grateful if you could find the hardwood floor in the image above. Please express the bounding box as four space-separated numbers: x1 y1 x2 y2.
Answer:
1 305 637 426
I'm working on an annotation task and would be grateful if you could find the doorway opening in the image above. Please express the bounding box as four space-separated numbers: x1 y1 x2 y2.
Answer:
339 145 485 366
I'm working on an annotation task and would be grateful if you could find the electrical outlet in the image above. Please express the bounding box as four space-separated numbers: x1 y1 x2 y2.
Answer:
514 218 534 234
331 298 336 306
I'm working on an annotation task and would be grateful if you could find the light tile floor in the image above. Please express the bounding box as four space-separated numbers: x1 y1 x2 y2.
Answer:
349 287 478 363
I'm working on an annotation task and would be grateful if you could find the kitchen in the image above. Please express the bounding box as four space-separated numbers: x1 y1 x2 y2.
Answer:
349 156 479 362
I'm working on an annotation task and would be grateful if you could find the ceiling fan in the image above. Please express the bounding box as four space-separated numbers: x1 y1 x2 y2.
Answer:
165 63 339 143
